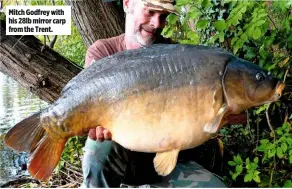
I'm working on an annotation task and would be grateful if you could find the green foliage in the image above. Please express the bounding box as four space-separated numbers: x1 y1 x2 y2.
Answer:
164 0 291 78
163 0 292 187
53 24 86 66
257 123 292 163
36 23 86 67
229 155 261 183
0 12 5 21
28 0 86 66
6 0 87 175
228 122 292 187
55 136 86 174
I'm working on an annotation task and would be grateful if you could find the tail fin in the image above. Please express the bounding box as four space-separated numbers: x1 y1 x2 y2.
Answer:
4 112 45 152
29 135 66 181
4 111 67 181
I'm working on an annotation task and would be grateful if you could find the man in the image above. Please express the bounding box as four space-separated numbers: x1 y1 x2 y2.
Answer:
82 0 233 187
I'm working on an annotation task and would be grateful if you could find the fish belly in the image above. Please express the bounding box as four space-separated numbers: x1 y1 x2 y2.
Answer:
104 85 215 153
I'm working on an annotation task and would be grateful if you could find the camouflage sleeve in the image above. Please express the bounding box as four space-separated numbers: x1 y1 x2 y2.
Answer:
81 138 226 188
149 161 226 188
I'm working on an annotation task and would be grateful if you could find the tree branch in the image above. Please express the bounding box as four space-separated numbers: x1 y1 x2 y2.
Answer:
0 20 82 103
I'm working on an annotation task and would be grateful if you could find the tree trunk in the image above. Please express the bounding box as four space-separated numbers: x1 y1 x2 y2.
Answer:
1 0 125 103
67 0 125 47
0 20 82 103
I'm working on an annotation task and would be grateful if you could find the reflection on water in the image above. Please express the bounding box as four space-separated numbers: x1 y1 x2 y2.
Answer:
0 72 48 185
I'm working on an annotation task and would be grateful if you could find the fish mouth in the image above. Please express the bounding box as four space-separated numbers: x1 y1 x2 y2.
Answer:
274 81 285 100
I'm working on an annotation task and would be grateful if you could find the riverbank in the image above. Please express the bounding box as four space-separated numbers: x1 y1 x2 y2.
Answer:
0 160 82 188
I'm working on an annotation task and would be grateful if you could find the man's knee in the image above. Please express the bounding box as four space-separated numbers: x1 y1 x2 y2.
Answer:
151 161 226 188
81 138 113 188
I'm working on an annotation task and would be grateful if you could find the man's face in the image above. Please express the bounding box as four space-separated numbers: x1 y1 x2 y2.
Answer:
126 0 169 46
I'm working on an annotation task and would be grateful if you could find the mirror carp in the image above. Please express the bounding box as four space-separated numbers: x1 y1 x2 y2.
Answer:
4 44 285 181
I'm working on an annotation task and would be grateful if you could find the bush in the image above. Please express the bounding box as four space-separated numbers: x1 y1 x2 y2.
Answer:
163 0 291 187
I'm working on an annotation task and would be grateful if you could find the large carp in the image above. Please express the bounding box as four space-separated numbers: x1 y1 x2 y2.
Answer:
4 44 285 181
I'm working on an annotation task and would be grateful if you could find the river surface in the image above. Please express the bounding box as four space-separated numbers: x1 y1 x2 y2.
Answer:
0 72 48 185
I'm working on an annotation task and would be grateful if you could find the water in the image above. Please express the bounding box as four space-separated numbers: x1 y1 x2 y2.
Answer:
0 72 48 185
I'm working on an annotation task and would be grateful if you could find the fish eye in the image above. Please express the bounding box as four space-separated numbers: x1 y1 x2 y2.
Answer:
256 72 265 81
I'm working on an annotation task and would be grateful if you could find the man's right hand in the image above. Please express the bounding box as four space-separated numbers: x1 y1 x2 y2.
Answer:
88 126 112 142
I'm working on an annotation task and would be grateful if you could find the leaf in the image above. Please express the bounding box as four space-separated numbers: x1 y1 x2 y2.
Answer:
257 144 266 152
240 33 248 42
252 27 261 40
282 122 290 130
279 136 287 143
244 173 253 182
267 62 277 71
201 0 211 9
267 143 275 150
167 14 178 25
264 36 275 46
229 170 234 175
256 20 266 26
276 147 284 159
214 20 226 31
176 0 190 6
289 155 292 164
244 47 256 60
253 174 261 183
232 173 239 181
284 180 292 188
164 28 174 38
231 37 239 47
228 161 237 166
276 129 284 136
187 31 200 43
279 57 290 68
234 155 243 164
254 157 259 164
281 143 288 153
219 31 224 42
188 10 201 19
259 46 268 59
0 12 5 21
283 18 290 33
246 157 250 164
197 19 209 29
246 26 255 38
262 154 268 163
254 170 260 175
287 138 292 146
236 165 243 174
208 35 218 44
233 39 244 54
268 149 276 158
251 163 258 170
246 164 251 170
260 139 269 145
255 104 268 114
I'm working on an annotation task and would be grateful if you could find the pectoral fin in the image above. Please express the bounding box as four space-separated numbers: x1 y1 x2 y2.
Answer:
154 149 179 176
204 104 228 133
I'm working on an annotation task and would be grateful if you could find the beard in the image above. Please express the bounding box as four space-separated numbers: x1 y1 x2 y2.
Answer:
133 25 163 47
134 31 155 46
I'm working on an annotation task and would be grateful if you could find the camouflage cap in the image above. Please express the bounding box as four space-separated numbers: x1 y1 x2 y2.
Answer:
141 0 178 14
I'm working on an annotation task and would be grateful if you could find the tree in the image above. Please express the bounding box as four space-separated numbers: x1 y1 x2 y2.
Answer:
0 0 125 102
67 0 125 47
